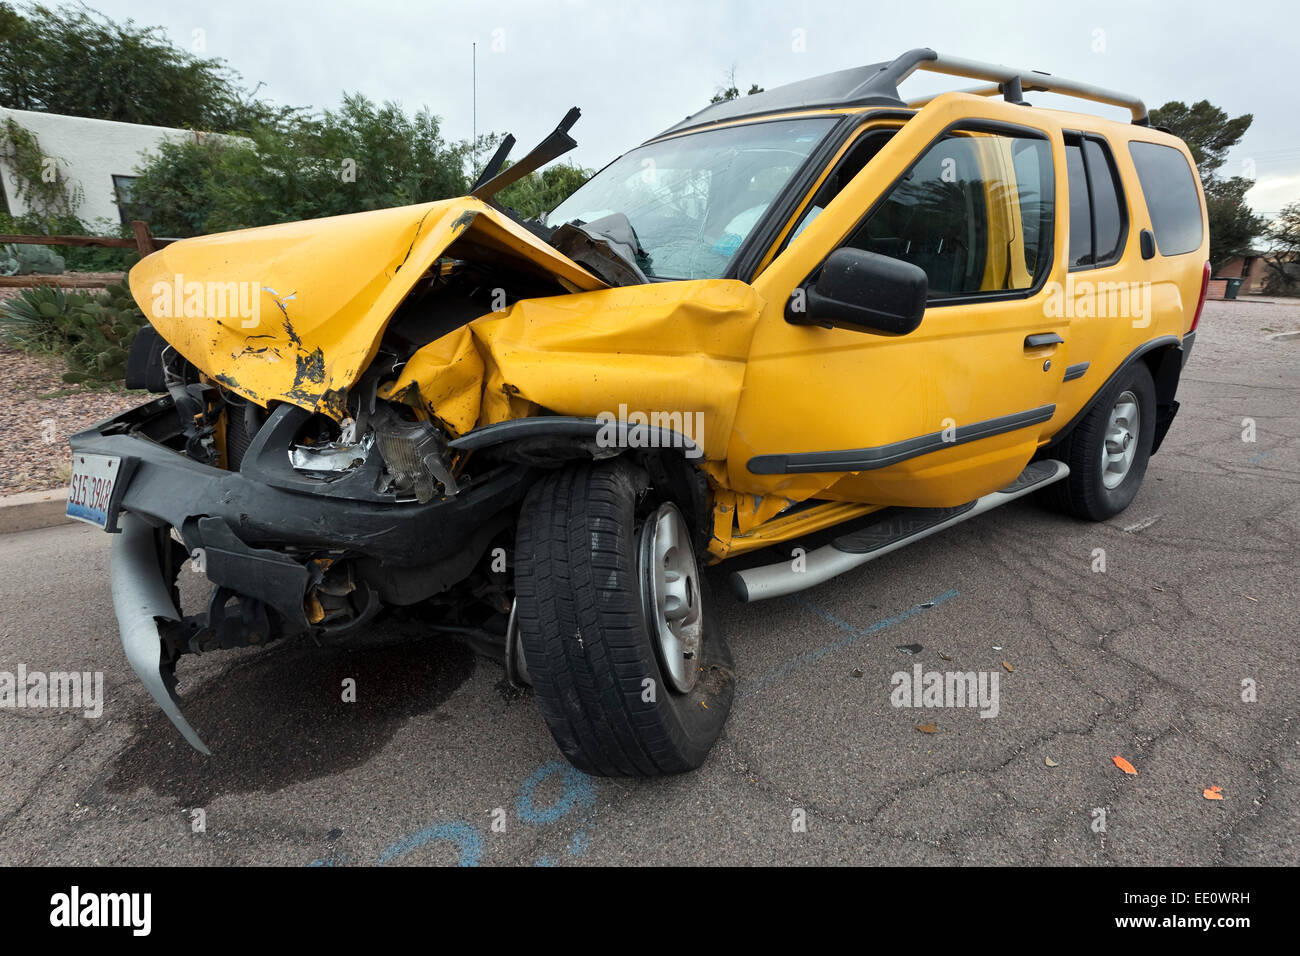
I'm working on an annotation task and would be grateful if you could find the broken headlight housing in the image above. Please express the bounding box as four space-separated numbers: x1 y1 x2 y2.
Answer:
371 405 459 503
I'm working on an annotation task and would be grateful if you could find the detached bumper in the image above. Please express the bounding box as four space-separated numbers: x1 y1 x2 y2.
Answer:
112 514 210 754
73 397 534 752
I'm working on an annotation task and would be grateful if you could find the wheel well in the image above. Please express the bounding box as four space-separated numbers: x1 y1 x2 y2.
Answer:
1045 338 1183 453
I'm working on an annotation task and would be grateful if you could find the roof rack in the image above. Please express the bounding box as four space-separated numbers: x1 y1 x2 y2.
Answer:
903 52 1148 124
655 48 1147 138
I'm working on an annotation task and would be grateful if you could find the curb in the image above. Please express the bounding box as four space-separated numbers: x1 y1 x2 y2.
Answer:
0 488 73 534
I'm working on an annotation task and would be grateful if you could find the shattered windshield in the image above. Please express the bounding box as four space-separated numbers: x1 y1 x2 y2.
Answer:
544 117 837 280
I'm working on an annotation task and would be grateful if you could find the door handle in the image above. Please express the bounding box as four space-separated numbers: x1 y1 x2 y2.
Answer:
1024 333 1064 349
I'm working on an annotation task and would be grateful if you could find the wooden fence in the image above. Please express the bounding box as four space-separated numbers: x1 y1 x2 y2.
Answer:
0 220 174 288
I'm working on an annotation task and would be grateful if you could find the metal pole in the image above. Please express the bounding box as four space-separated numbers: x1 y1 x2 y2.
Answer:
472 41 477 171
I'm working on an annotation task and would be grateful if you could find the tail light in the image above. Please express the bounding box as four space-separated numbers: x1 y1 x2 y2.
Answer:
1190 260 1211 332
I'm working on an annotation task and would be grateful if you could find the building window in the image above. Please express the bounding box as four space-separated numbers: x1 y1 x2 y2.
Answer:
112 175 140 225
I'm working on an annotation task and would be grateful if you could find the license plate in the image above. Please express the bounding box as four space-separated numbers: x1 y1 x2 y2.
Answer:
67 454 121 528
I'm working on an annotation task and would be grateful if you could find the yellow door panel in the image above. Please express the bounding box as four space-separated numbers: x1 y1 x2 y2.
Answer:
732 94 1071 509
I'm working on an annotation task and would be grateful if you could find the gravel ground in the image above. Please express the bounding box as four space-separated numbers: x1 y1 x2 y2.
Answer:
0 274 141 496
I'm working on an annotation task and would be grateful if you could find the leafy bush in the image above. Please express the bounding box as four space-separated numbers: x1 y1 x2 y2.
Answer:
59 283 146 383
130 94 483 237
0 282 147 383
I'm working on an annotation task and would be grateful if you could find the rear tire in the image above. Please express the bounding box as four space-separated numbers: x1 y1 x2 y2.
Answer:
514 458 734 776
1042 361 1156 521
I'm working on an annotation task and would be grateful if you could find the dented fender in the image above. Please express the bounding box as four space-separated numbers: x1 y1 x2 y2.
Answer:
380 280 767 459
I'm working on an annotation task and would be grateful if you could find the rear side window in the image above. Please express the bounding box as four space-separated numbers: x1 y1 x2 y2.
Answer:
1065 135 1126 269
1065 144 1092 267
1085 140 1124 261
1128 142 1203 256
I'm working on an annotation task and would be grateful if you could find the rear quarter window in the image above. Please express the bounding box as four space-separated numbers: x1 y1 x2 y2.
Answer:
1128 142 1203 256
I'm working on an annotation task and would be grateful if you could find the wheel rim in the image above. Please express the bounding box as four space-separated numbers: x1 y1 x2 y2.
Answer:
639 502 703 694
1101 390 1140 490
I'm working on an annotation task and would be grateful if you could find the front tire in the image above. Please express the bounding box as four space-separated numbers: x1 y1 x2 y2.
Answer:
1043 361 1156 521
514 459 734 776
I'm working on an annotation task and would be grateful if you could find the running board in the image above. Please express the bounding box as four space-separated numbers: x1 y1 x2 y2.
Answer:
729 460 1069 602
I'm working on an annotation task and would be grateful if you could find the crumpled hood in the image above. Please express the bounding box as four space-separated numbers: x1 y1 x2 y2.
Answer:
129 197 605 417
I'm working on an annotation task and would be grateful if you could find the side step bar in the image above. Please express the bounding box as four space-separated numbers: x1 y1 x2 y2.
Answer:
729 460 1068 602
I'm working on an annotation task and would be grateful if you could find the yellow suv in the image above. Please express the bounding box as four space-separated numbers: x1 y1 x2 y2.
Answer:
71 49 1209 775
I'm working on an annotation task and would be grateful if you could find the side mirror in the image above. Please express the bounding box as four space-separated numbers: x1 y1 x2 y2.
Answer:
787 247 928 335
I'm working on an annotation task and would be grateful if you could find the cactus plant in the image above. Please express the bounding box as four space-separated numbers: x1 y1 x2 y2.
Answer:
0 286 87 350
0 282 147 384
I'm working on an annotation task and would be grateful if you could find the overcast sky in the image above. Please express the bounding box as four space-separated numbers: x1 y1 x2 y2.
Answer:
89 0 1298 216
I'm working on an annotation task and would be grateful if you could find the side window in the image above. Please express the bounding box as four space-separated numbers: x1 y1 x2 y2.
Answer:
784 128 897 247
1065 135 1127 269
844 129 1054 298
1085 139 1125 262
1010 139 1050 279
1065 143 1092 268
1128 141 1203 256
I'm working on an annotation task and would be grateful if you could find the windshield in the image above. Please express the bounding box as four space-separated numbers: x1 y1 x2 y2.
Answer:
544 117 837 280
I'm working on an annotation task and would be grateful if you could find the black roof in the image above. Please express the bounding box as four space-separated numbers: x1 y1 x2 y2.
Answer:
654 48 937 139
651 47 1150 139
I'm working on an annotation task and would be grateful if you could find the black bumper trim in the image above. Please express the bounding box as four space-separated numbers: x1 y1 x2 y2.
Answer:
69 399 535 567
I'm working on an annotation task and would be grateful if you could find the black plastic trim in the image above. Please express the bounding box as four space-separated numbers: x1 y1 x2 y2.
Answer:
449 415 701 458
68 399 537 567
1063 361 1090 381
747 404 1056 475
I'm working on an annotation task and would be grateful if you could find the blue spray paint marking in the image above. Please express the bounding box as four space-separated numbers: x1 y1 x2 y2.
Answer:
310 591 957 865
516 760 597 825
568 829 590 856
377 821 483 867
738 589 959 698
313 760 600 867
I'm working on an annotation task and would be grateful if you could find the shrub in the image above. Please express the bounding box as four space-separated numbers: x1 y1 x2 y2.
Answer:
0 285 87 350
0 282 148 383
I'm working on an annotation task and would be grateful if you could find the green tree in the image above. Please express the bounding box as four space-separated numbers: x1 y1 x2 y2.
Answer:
130 94 481 236
497 162 591 219
1149 100 1252 180
1203 177 1266 272
1150 99 1264 271
0 2 297 133
709 68 764 104
1263 201 1300 295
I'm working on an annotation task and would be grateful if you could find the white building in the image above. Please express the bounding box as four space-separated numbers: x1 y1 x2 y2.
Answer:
0 108 237 229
